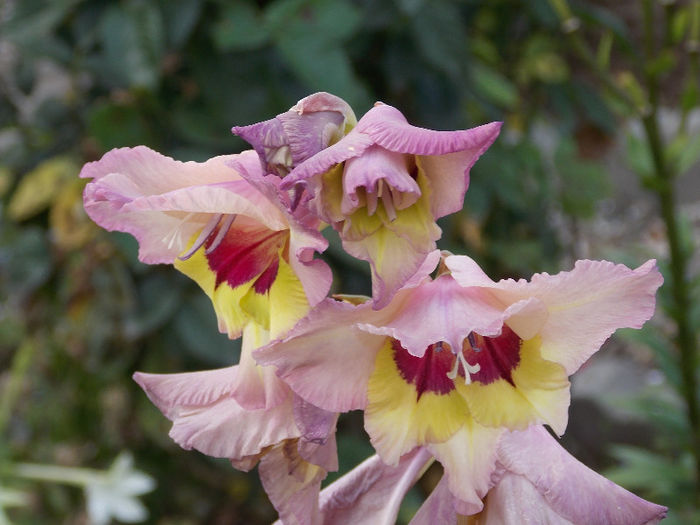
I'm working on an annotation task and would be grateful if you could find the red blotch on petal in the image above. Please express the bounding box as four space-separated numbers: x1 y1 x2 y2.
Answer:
392 340 456 400
206 224 286 294
464 326 521 386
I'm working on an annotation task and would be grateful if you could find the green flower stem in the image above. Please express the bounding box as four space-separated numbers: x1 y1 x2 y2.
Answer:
8 463 104 487
552 0 700 500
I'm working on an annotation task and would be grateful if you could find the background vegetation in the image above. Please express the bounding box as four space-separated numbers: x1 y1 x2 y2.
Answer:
1 0 698 523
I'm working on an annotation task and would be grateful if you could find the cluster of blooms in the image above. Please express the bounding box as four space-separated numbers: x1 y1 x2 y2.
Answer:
81 92 668 524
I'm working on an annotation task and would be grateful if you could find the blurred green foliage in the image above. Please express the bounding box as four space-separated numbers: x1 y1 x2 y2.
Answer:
1 0 695 523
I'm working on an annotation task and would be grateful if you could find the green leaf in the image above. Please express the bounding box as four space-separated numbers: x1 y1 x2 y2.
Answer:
675 132 700 174
98 2 165 89
410 2 467 78
87 102 155 151
671 7 690 44
211 1 269 51
160 0 202 48
554 139 610 218
470 63 518 110
625 132 654 178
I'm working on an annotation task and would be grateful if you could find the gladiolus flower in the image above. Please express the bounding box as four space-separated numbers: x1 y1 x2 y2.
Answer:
280 104 501 307
255 255 662 509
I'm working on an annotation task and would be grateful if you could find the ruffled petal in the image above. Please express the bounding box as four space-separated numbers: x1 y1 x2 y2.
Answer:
318 449 433 525
477 473 575 524
258 441 326 525
355 104 501 157
133 366 301 465
132 367 237 419
254 298 384 412
497 426 668 525
358 275 505 357
293 395 338 445
448 257 663 375
168 395 300 463
82 148 284 264
427 423 502 515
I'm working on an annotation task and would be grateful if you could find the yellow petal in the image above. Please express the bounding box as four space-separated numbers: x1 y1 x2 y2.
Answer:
458 337 570 434
366 339 470 465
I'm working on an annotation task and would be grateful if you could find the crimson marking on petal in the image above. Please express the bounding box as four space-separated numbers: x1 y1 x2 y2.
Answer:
253 256 279 294
205 224 287 291
392 340 456 400
463 326 521 386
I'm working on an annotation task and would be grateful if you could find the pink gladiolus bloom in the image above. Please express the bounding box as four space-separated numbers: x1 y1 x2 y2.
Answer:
133 365 338 524
81 147 331 340
255 255 662 509
410 426 667 524
280 103 501 307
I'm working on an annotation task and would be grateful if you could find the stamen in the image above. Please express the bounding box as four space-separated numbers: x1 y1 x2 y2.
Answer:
366 186 378 216
177 214 221 260
446 348 481 385
205 214 236 254
468 332 481 352
382 190 397 222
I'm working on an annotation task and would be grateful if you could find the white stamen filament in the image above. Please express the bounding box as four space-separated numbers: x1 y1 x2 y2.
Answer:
365 179 398 221
205 214 236 255
446 349 481 385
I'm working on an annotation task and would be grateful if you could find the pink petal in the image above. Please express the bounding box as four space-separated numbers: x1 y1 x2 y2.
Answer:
82 147 287 264
427 423 503 515
319 448 433 525
254 299 384 412
133 366 301 464
230 324 290 410
298 429 339 473
168 395 300 462
132 367 238 419
341 146 420 215
258 442 326 525
448 257 664 375
356 104 501 157
478 473 576 524
282 132 374 190
357 275 506 357
293 395 338 445
408 475 458 525
233 92 356 178
497 426 668 525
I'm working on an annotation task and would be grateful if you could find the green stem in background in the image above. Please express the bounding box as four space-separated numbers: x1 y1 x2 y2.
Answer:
641 0 700 498
551 0 700 500
0 340 36 438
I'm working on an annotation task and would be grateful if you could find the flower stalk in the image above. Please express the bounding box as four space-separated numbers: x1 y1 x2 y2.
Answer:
551 0 700 501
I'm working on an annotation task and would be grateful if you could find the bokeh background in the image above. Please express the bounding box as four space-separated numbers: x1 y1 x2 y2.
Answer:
1 0 699 523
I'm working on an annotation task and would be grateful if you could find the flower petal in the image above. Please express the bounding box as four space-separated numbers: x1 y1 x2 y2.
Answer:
408 475 458 525
318 449 433 525
356 104 501 157
427 423 502 515
358 275 505 357
293 395 338 445
365 340 470 464
132 367 238 419
258 441 326 525
447 257 663 375
457 336 571 435
497 426 668 525
168 395 300 463
254 298 384 412
81 147 284 264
